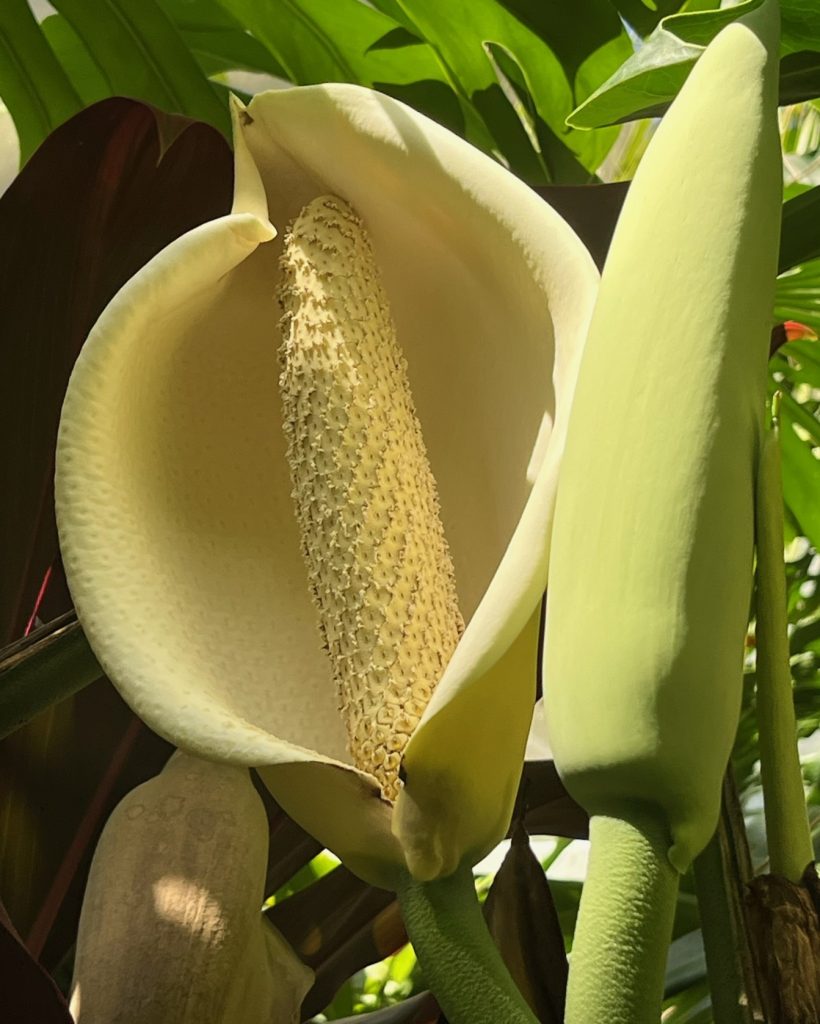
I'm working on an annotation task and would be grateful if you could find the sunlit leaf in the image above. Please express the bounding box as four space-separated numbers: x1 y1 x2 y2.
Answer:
216 0 469 139
373 0 631 180
0 0 81 161
50 0 230 136
157 0 288 78
607 0 687 39
0 613 101 741
39 15 109 106
779 410 820 551
661 980 712 1024
570 0 820 130
568 0 765 129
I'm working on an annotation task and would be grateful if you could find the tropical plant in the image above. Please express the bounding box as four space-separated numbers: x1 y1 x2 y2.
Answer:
0 1 818 1023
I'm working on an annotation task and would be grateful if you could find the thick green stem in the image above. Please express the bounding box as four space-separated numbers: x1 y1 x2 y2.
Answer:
693 773 762 1024
396 862 538 1024
755 425 814 881
565 810 679 1024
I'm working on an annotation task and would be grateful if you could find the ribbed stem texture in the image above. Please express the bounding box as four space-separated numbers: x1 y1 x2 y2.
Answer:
565 811 679 1024
397 862 539 1024
693 781 760 1024
754 426 814 881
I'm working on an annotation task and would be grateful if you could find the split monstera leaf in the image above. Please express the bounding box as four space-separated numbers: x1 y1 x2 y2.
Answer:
55 85 598 891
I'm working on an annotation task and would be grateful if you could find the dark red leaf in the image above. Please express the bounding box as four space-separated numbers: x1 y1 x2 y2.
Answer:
0 686 172 970
0 97 233 643
259 782 324 896
0 899 73 1022
483 819 568 1024
535 182 629 271
521 760 589 840
268 864 401 1018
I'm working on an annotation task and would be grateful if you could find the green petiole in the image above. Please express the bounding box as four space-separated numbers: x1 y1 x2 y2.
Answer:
396 862 539 1024
754 414 814 882
563 809 679 1024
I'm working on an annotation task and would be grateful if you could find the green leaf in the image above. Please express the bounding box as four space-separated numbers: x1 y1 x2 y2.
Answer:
183 28 288 78
781 0 820 53
216 0 470 139
777 339 820 390
0 0 82 162
568 0 765 129
569 0 820 131
50 0 230 136
218 0 357 81
781 388 820 447
482 40 591 183
612 0 820 50
664 930 707 997
0 615 100 741
774 260 820 337
779 409 820 550
40 16 110 106
661 981 712 1024
780 50 820 107
567 37 696 129
608 0 688 39
325 991 440 1024
156 0 288 78
779 186 820 272
771 260 820 549
657 0 766 46
374 0 631 180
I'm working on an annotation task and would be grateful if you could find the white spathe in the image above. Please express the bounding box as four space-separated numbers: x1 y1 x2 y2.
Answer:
56 85 598 886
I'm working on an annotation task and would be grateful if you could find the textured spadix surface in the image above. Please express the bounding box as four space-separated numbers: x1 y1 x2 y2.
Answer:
70 753 312 1023
56 85 598 885
279 195 464 803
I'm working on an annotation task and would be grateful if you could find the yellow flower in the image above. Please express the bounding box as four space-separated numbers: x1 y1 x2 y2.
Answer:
56 85 597 886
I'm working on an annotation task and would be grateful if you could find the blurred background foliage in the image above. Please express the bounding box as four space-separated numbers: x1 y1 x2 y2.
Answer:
0 1 818 1022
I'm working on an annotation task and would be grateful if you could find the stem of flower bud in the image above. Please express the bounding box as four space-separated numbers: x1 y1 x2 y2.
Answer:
397 862 539 1024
